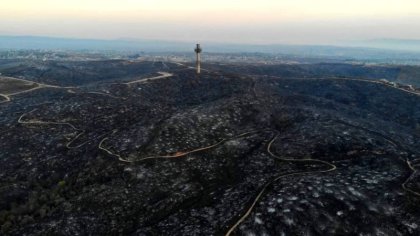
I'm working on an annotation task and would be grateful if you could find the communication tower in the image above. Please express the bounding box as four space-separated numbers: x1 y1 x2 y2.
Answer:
194 44 202 74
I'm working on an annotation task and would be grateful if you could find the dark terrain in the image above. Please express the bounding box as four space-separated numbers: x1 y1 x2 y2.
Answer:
0 59 419 235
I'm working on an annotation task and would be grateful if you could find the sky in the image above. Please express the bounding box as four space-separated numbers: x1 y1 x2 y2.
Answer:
1 0 420 44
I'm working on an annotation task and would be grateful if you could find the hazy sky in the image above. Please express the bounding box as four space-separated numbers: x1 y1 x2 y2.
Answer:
1 0 420 44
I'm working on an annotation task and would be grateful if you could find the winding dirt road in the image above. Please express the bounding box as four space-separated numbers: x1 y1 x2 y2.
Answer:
86 91 122 99
0 76 75 104
334 119 420 198
224 131 337 236
125 72 173 85
18 109 80 130
97 127 337 235
98 130 260 163
403 159 420 197
0 93 11 103
259 74 420 97
18 109 86 148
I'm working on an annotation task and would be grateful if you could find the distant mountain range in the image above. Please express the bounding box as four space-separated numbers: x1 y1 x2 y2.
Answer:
344 39 420 52
1 35 420 62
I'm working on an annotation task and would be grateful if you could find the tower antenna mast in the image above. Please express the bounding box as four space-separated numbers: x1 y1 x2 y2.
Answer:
194 44 202 75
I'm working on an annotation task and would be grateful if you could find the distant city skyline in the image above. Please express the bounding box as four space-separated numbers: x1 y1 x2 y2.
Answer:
1 0 420 45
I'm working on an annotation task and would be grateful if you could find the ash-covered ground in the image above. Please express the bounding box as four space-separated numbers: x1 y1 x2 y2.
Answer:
0 59 419 235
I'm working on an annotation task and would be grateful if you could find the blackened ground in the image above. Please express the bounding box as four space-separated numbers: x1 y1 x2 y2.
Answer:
0 61 419 235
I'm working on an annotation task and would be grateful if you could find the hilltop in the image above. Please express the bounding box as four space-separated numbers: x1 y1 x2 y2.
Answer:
0 58 419 235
